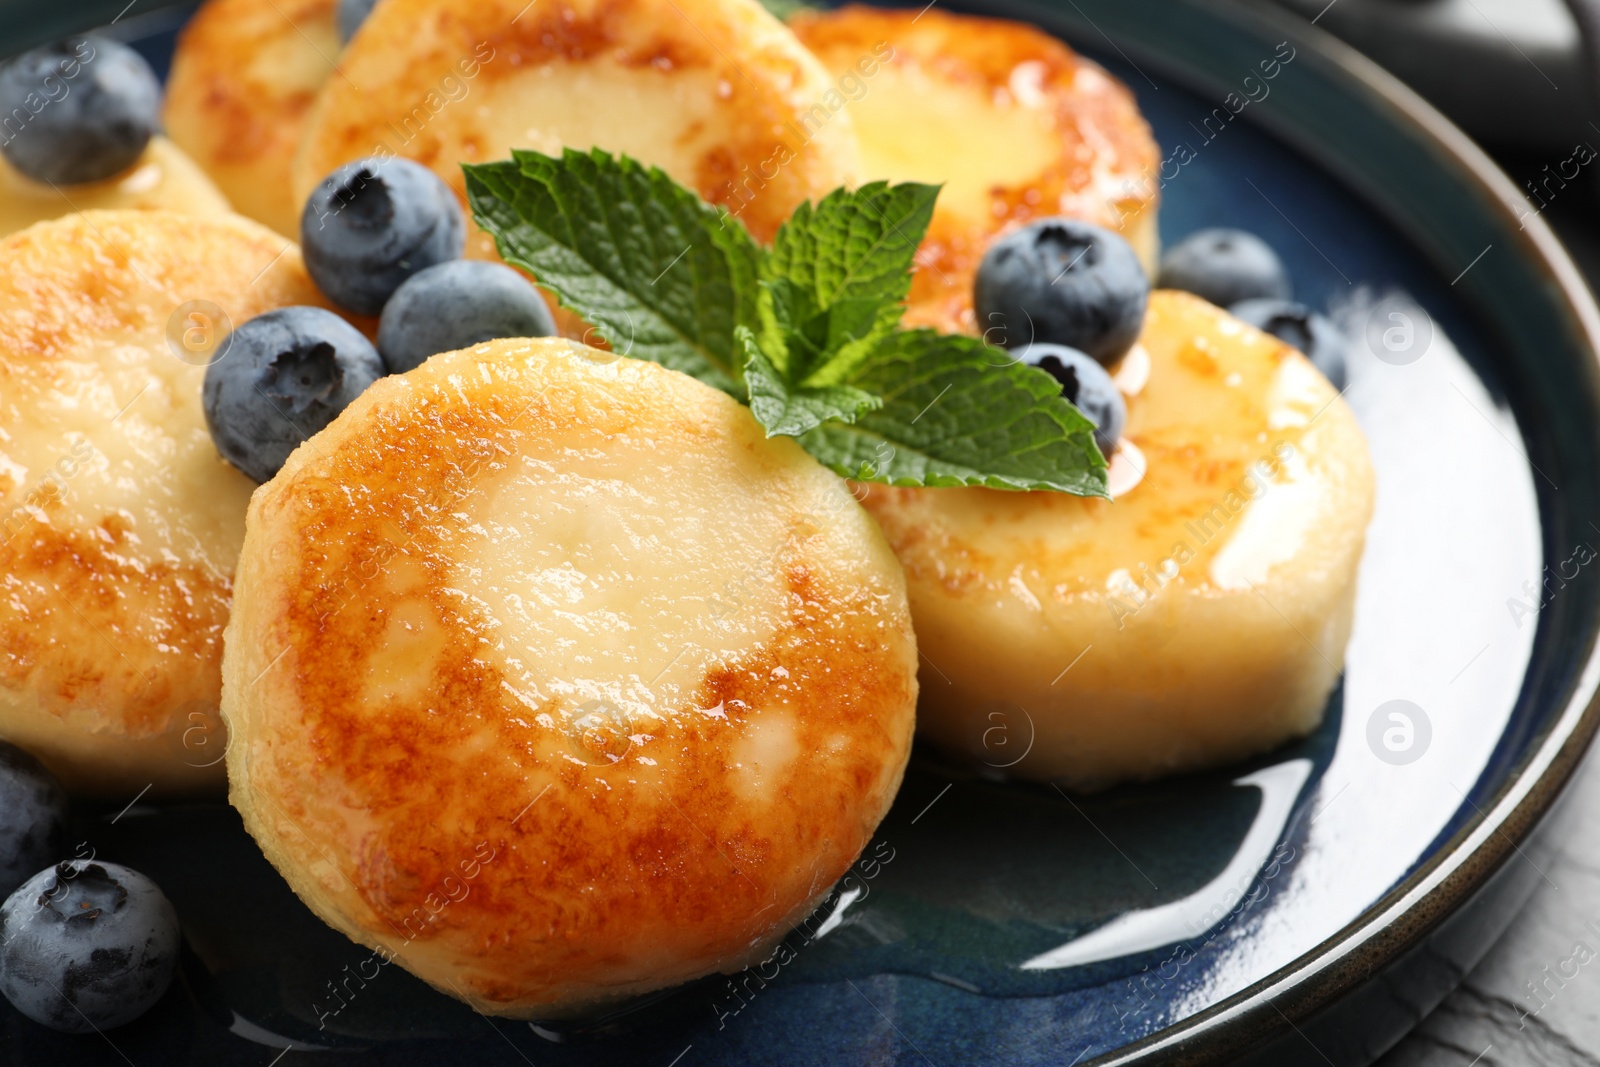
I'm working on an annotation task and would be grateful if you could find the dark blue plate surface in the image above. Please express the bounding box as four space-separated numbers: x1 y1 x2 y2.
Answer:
4 1 1600 1064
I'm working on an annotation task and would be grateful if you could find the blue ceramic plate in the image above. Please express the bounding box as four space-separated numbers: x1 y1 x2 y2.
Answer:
4 1 1600 1064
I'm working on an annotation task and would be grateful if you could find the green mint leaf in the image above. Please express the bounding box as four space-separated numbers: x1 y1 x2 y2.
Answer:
753 277 810 378
764 181 939 385
797 330 1110 495
739 326 882 438
465 151 1105 497
768 181 937 310
463 149 761 396
754 279 884 381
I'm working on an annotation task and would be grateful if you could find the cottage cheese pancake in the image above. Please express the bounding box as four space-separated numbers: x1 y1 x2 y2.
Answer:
0 137 231 240
292 0 862 254
859 291 1374 789
164 0 340 237
0 210 329 796
791 6 1160 334
222 338 917 1017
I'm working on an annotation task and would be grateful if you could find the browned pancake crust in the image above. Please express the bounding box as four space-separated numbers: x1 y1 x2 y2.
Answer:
164 0 340 236
291 0 860 247
0 211 330 794
225 340 917 1014
791 5 1160 331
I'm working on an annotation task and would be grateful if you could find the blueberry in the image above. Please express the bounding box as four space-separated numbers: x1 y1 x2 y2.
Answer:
0 38 160 186
203 307 386 483
378 260 557 373
974 219 1149 366
0 861 179 1032
301 158 466 316
1015 343 1125 456
338 0 382 42
0 743 67 900
1230 298 1348 390
1158 229 1292 308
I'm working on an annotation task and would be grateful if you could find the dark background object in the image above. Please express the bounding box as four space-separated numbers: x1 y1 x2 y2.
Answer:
0 0 192 55
1272 0 1593 152
1265 0 1600 285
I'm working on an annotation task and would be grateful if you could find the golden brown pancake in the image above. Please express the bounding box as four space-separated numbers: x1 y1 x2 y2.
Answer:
790 5 1161 333
0 210 331 797
222 338 917 1017
164 0 341 237
290 0 861 253
0 136 232 240
859 291 1374 789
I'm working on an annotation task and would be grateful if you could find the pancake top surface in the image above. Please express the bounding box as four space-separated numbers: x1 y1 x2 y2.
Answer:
0 137 232 241
861 290 1375 603
164 0 340 235
791 5 1159 319
0 210 322 739
292 0 862 247
793 5 1155 225
225 339 917 1013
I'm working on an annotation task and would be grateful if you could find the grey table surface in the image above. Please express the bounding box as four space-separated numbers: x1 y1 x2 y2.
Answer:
1377 751 1600 1067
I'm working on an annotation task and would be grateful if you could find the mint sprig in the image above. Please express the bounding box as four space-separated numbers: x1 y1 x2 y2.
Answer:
761 182 936 384
463 149 1108 496
467 151 759 395
740 326 882 438
801 330 1108 494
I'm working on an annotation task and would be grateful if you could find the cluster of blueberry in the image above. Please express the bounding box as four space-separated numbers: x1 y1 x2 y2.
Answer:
1157 228 1346 390
0 28 557 487
975 218 1345 460
207 157 558 483
0 744 180 1033
974 218 1147 456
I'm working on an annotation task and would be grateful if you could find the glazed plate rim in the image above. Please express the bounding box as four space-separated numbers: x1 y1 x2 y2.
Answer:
1030 0 1600 1061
